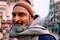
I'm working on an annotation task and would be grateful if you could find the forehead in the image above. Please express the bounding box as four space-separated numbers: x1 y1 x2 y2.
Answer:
13 6 29 13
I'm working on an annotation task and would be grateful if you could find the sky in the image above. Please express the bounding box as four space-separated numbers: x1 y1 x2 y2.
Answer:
33 0 50 19
33 0 60 19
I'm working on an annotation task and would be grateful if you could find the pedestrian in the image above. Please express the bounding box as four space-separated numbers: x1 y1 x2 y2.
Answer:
9 0 56 40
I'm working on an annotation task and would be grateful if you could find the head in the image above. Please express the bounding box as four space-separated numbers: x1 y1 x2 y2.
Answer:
12 1 34 27
19 0 31 4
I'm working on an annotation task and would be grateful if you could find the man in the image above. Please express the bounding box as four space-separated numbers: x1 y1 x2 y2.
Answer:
9 1 56 40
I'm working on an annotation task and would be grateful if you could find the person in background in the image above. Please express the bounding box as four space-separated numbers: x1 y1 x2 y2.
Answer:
2 23 11 33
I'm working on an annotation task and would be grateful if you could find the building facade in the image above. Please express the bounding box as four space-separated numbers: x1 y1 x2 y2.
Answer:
44 0 60 33
0 0 10 30
44 0 55 28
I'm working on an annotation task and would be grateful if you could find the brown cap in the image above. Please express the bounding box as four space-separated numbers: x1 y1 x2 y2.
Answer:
19 0 31 4
13 1 34 18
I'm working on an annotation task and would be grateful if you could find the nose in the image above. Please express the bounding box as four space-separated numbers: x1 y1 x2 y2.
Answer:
14 16 20 22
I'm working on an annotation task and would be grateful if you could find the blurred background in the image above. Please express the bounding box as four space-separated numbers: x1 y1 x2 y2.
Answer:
0 0 60 40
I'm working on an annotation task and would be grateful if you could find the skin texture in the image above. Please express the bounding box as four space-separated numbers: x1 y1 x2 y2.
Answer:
12 6 33 27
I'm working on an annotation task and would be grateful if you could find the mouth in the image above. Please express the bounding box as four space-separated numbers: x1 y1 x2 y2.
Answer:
13 22 23 27
15 23 22 27
13 21 23 27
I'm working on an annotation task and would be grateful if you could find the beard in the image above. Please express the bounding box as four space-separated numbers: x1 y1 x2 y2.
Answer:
12 24 27 33
12 20 31 33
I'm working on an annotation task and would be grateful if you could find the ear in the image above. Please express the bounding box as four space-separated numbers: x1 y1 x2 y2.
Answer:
29 16 33 22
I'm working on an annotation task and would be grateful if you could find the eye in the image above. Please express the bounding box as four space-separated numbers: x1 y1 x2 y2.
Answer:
18 12 26 17
12 12 16 17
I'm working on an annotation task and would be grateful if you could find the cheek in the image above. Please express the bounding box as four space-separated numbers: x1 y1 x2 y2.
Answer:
22 17 30 25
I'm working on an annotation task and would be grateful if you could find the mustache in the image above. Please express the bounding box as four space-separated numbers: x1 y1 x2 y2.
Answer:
13 21 23 25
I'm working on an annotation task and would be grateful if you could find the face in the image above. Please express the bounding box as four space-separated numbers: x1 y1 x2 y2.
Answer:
12 6 33 27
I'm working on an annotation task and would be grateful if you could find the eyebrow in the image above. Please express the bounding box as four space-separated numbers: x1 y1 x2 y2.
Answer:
12 12 26 15
19 12 25 14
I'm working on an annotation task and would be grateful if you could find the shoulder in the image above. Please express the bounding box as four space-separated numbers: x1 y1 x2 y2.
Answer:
38 34 56 40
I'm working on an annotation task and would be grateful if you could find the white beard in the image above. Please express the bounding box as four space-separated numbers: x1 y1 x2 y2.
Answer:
12 24 28 33
10 23 31 36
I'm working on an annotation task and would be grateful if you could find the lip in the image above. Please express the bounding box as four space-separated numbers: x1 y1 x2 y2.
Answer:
15 24 22 27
